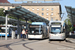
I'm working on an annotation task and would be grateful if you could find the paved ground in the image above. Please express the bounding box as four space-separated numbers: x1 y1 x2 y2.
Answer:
0 38 75 50
0 37 11 40
25 40 75 50
0 35 75 50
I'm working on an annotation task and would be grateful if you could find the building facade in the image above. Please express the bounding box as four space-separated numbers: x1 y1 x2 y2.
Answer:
0 1 61 21
0 0 9 3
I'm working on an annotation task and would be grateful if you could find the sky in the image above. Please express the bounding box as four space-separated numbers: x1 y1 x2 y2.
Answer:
8 0 75 21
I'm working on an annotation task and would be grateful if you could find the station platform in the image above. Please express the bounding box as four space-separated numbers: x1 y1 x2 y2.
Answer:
66 35 75 43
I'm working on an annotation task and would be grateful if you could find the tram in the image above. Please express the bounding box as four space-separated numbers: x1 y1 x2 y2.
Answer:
28 22 48 39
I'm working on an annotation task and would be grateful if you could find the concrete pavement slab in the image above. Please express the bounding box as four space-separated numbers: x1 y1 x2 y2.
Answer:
66 35 75 43
0 39 75 50
25 39 75 50
10 44 29 50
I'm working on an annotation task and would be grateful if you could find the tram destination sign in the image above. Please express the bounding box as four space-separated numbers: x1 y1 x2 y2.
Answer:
51 22 61 25
30 25 39 27
14 0 61 1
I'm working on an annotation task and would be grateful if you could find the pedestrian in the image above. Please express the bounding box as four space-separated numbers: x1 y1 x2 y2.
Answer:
15 29 17 39
22 29 26 39
26 29 28 34
25 29 28 38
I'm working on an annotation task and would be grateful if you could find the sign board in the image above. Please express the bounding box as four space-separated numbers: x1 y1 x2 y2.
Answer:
14 0 61 1
51 22 61 25
30 25 39 27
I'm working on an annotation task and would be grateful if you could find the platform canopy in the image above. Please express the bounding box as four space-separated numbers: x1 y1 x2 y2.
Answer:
0 16 29 25
65 6 75 26
5 6 49 25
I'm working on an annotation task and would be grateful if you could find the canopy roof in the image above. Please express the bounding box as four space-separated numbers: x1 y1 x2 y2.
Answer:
65 6 75 26
0 16 29 25
5 6 49 25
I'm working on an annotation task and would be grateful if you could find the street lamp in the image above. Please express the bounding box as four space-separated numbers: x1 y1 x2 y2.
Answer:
3 9 9 40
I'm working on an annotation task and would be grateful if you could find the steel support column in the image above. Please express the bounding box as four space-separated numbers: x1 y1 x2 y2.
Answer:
17 17 20 39
26 20 28 39
5 14 9 40
26 20 27 29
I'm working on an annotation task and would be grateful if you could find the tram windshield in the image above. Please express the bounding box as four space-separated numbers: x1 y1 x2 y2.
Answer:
29 25 42 34
51 27 61 33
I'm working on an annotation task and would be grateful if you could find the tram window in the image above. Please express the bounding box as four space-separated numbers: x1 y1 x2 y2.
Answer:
0 27 5 33
63 29 65 33
0 27 9 33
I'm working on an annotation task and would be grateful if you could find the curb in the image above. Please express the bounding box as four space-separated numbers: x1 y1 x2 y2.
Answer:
66 38 75 43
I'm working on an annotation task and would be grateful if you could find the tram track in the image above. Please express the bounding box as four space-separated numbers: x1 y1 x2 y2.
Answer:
0 39 42 50
22 39 47 50
0 39 75 50
22 39 75 50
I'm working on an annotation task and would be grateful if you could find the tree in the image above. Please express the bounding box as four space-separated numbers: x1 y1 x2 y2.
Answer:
64 16 73 31
0 8 5 16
